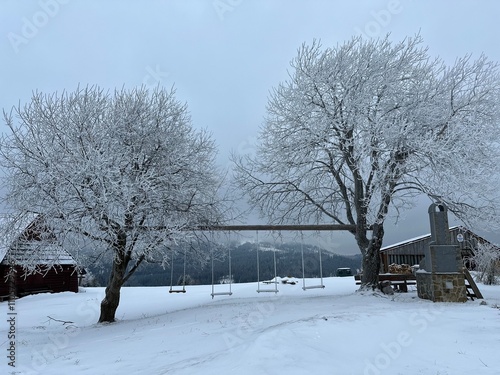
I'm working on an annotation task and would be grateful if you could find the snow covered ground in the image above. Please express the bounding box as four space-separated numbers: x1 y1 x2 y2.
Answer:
2 277 500 375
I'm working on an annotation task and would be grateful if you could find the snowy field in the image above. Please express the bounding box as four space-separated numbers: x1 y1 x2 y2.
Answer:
2 277 500 375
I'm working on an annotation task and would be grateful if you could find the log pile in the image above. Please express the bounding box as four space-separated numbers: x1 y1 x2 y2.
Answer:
388 263 412 275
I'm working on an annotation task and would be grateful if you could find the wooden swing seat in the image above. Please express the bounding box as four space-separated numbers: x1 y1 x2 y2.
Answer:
302 285 325 290
257 289 279 293
211 291 233 298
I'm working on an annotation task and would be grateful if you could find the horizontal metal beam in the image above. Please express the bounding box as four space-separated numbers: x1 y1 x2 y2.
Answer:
199 224 358 232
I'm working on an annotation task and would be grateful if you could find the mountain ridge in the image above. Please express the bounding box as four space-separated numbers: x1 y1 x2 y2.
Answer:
85 241 362 287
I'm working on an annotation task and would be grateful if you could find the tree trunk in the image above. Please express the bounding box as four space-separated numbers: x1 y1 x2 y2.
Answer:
99 253 129 323
486 261 496 285
360 224 384 289
362 245 381 288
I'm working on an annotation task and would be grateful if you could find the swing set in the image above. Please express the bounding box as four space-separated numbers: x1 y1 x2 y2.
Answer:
169 248 187 293
256 231 279 293
168 224 357 297
300 240 325 290
210 240 233 298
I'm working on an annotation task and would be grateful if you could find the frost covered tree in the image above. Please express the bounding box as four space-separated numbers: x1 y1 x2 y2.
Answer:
233 35 500 288
0 86 230 322
472 243 500 285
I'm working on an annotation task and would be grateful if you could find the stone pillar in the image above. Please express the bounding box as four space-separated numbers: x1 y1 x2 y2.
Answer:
416 203 467 302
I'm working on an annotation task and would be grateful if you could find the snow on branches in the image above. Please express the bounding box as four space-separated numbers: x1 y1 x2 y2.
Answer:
233 34 500 286
235 34 500 231
0 86 230 321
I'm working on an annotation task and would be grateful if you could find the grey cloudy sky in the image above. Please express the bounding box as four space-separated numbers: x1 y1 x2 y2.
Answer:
1 0 500 254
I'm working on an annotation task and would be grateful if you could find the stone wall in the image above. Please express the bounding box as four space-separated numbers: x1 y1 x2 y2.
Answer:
416 203 468 303
416 271 467 302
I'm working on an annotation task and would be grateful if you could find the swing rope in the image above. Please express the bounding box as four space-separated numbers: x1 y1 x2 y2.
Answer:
256 230 279 293
169 248 187 293
301 232 325 291
211 233 233 298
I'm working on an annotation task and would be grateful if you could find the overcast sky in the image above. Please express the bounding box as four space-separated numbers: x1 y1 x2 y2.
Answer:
1 0 500 254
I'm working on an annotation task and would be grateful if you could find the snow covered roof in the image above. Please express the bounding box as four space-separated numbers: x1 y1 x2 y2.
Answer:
380 225 462 252
0 247 6 265
0 215 77 266
2 243 77 266
380 225 496 253
381 233 432 252
0 213 38 257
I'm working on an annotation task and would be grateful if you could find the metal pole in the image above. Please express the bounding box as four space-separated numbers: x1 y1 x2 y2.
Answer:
182 251 187 292
256 230 260 291
272 246 278 291
211 244 215 299
170 249 175 292
319 246 324 287
199 224 360 231
301 240 306 290
228 244 232 295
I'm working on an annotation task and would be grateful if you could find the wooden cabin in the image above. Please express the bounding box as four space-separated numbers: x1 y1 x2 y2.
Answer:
0 216 79 299
380 226 497 273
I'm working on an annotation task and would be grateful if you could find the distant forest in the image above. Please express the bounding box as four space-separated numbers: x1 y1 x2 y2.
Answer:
86 242 362 287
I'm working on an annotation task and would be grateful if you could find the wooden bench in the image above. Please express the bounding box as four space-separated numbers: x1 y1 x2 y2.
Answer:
355 274 416 292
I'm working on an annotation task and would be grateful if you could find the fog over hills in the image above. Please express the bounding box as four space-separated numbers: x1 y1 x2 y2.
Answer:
85 242 362 287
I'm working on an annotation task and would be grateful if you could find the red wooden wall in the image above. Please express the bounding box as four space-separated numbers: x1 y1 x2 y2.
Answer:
0 265 78 297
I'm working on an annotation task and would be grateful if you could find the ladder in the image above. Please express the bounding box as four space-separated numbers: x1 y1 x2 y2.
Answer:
463 268 483 300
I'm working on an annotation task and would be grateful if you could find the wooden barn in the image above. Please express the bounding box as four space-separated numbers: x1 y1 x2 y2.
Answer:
380 226 497 273
0 216 80 299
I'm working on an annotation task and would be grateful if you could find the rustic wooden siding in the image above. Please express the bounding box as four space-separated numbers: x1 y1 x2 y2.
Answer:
0 265 78 297
380 227 490 272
